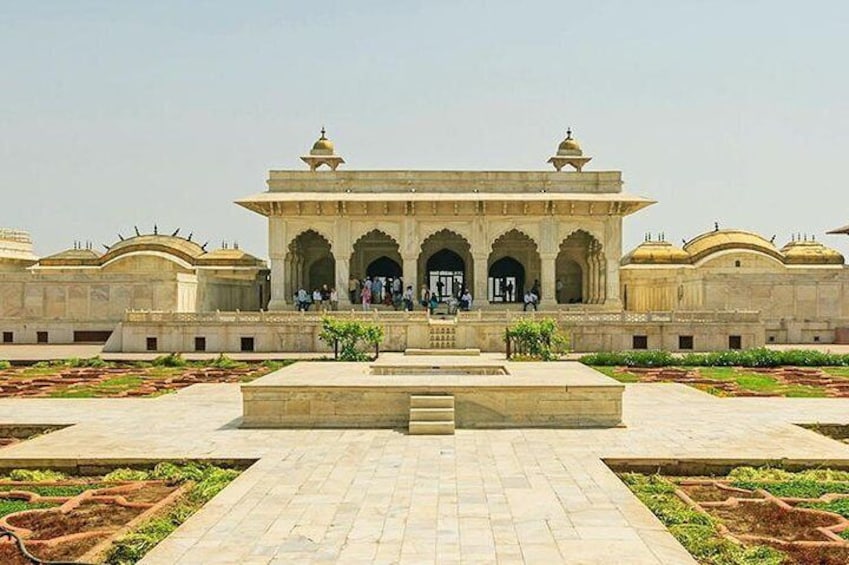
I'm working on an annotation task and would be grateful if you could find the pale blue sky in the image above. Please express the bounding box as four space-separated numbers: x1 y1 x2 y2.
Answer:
2 1 847 258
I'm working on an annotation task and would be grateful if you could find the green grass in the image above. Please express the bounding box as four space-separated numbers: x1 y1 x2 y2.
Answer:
621 473 785 565
730 479 849 498
798 497 849 518
0 484 101 497
0 499 57 518
48 375 146 398
590 366 640 382
823 366 849 378
587 365 830 397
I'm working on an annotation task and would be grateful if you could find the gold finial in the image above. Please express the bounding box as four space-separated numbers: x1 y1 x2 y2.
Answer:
320 126 326 139
566 127 572 139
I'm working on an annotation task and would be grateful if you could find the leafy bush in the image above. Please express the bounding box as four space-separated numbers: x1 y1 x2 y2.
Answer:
208 354 244 370
581 348 849 368
0 360 9 370
151 353 186 367
318 317 384 361
104 468 151 482
580 350 675 367
505 318 568 361
67 356 110 368
8 469 66 482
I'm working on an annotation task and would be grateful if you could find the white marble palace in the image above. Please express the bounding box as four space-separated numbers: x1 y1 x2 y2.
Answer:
1 129 848 352
237 128 651 311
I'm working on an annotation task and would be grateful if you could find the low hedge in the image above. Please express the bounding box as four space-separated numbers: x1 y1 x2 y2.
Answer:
580 348 849 368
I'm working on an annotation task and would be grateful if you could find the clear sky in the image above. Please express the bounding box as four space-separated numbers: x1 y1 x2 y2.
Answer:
2 1 847 258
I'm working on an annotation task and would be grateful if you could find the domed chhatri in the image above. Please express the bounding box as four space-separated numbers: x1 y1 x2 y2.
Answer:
301 127 345 171
781 237 845 265
548 128 592 172
621 238 690 265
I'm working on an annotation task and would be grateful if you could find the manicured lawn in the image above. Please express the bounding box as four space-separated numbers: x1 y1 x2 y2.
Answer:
592 366 832 397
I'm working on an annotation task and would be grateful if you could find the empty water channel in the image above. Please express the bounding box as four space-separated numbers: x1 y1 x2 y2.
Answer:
370 365 509 376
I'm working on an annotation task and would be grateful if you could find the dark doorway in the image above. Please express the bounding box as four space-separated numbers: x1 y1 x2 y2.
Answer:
73 331 112 343
488 257 524 302
366 256 402 278
426 249 465 301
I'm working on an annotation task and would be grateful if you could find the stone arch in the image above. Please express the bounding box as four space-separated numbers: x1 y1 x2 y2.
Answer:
285 229 335 301
555 230 606 304
487 229 541 303
349 230 403 279
419 229 473 301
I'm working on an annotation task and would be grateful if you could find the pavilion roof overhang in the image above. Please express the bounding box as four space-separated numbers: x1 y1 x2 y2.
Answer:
236 191 655 217
827 224 849 235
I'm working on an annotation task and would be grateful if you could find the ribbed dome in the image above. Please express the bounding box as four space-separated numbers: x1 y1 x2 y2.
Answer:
684 229 783 263
622 240 690 265
781 240 844 265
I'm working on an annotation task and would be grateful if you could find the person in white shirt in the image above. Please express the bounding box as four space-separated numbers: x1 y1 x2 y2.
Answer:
523 290 538 311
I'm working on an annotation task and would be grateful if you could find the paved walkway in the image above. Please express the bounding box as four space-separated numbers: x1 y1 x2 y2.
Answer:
0 363 847 563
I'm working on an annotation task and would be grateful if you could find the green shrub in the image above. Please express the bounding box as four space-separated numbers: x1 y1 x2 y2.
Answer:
151 353 186 367
67 356 110 368
580 350 674 367
208 354 244 370
581 348 849 368
0 360 9 370
318 317 384 361
8 469 66 482
505 318 568 361
104 468 151 482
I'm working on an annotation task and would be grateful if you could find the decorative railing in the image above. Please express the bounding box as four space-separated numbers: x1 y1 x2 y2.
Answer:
124 309 430 323
124 309 760 324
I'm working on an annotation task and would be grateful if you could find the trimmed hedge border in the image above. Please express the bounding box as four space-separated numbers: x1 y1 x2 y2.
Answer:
580 348 849 368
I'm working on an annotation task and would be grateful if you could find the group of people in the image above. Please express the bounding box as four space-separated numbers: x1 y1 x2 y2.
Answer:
348 275 415 311
294 284 338 311
420 284 473 314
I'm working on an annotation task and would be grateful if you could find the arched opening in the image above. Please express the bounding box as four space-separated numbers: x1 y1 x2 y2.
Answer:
285 230 335 301
426 249 465 301
366 256 402 278
488 257 524 303
558 260 583 303
555 230 605 304
419 230 472 302
349 230 403 305
487 229 540 303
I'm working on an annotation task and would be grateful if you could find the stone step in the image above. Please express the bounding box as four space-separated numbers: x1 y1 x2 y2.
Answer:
405 348 480 356
410 395 454 409
409 421 455 435
410 407 455 421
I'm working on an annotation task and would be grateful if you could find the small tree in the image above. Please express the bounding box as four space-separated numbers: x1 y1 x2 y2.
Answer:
505 318 568 361
319 317 385 361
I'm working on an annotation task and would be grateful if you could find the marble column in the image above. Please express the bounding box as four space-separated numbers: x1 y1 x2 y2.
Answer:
335 257 352 307
473 255 488 306
539 253 557 309
402 256 418 298
267 218 288 311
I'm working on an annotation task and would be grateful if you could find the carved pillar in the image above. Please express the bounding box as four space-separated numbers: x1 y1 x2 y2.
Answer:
540 253 557 308
268 217 288 311
402 256 418 297
603 218 623 309
473 255 488 306
335 258 351 306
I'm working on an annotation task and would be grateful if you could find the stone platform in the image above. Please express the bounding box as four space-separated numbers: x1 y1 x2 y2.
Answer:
241 355 623 429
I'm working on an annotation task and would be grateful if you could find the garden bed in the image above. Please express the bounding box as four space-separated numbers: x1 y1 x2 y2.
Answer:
619 466 849 564
0 357 291 398
0 462 242 564
594 366 849 397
